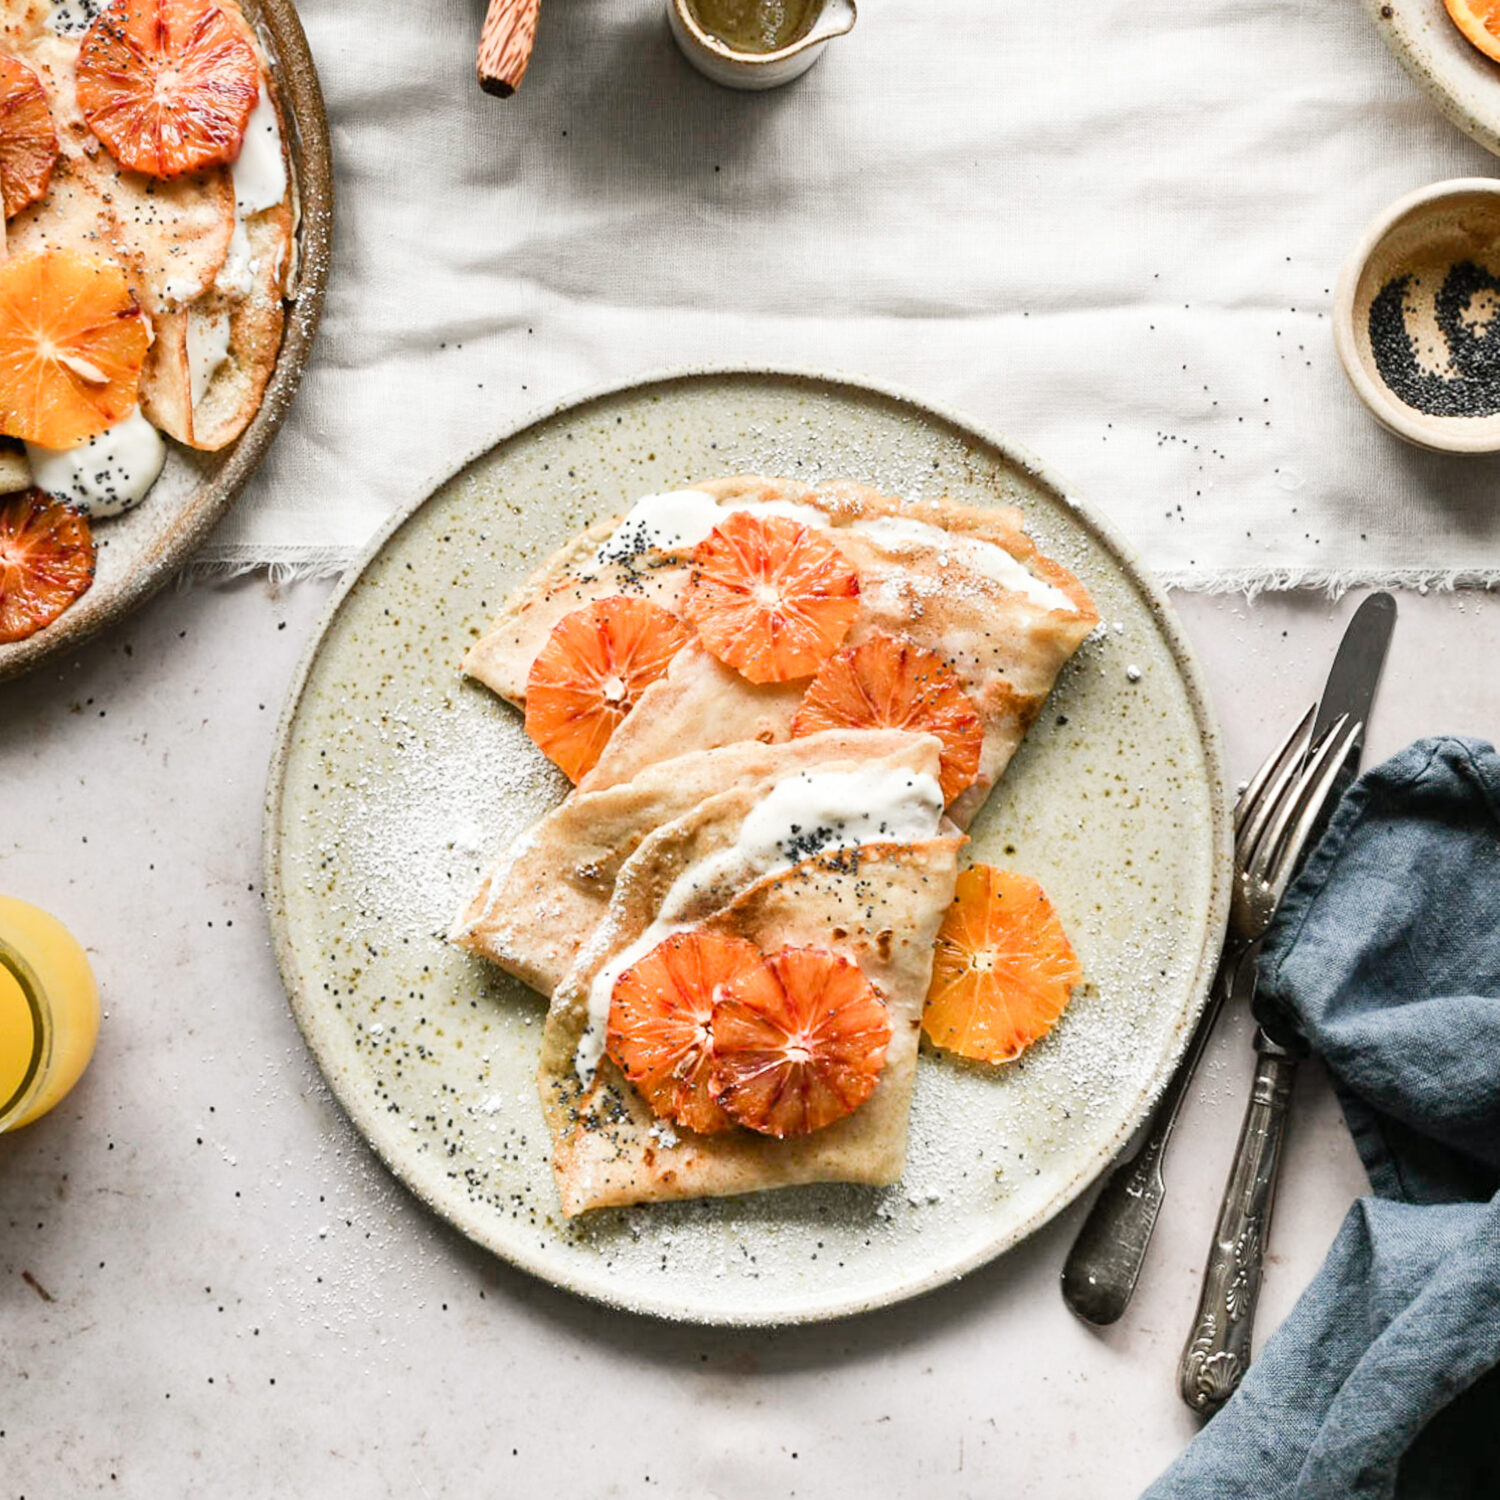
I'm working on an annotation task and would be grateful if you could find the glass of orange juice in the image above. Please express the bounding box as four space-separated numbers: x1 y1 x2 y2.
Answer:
0 897 100 1133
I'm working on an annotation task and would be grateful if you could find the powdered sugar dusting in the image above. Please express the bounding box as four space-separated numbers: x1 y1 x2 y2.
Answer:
268 374 1223 1323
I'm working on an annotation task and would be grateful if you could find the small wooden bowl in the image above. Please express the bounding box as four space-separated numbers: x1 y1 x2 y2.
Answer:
1333 178 1500 455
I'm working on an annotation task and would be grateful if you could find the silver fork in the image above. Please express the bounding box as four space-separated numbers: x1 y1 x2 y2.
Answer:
1061 705 1351 1325
1176 711 1362 1415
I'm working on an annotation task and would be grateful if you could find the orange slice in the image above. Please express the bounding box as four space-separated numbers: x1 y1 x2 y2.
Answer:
76 0 260 178
606 930 765 1136
681 512 860 684
0 490 94 644
1446 0 1500 61
0 56 58 220
525 595 692 782
0 249 150 449
791 633 984 805
922 865 1081 1064
710 946 891 1137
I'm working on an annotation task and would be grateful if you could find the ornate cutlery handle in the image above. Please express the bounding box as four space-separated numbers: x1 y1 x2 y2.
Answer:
1178 1031 1297 1417
1061 1065 1181 1324
1061 963 1234 1325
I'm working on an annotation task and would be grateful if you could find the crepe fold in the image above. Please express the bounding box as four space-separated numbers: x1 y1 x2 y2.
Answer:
450 727 935 997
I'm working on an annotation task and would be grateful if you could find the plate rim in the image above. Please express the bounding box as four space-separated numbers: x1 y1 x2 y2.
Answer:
0 0 334 684
262 364 1232 1327
1361 0 1500 158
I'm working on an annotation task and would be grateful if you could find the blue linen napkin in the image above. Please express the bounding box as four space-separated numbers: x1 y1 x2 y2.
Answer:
1142 737 1500 1500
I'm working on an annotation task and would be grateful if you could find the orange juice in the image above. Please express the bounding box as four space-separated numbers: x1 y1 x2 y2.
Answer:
0 897 99 1132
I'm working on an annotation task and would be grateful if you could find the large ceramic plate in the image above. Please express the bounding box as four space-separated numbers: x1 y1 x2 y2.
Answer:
0 0 332 683
1363 0 1500 157
264 370 1230 1326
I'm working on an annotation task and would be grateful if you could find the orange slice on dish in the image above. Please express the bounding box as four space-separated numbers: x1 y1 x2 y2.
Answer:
791 633 984 805
76 0 261 178
0 56 58 220
0 249 150 448
922 865 1081 1064
0 490 95 644
710 946 891 1137
681 512 860 684
525 595 692 782
606 930 765 1136
1445 0 1500 61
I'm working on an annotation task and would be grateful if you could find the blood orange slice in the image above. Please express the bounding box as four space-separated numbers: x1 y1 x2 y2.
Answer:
1446 0 1500 61
525 595 692 782
0 249 150 448
0 489 94 644
76 0 260 178
681 512 860 684
606 930 765 1136
0 56 58 220
922 865 1081 1064
791 633 983 805
710 946 891 1137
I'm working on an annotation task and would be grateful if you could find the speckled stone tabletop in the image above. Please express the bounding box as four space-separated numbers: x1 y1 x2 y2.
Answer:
2 580 1496 1498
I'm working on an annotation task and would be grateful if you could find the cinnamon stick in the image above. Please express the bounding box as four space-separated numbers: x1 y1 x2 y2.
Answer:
477 0 541 98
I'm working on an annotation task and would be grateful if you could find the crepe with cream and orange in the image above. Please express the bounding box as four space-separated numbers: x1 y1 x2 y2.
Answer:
462 476 1097 825
537 730 962 1215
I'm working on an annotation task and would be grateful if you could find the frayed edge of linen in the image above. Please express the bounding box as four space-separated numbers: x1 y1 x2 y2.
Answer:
175 547 355 588
1156 566 1500 601
176 552 1500 600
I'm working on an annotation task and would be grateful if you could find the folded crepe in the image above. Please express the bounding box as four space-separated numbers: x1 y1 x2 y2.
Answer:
450 727 934 998
536 730 963 1215
462 475 1098 827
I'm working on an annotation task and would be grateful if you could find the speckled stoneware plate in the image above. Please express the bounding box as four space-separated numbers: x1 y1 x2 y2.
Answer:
1363 0 1500 157
264 370 1231 1326
0 0 332 684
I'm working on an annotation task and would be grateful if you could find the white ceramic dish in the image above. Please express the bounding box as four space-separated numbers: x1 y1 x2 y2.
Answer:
263 369 1230 1326
1362 0 1500 156
666 0 856 89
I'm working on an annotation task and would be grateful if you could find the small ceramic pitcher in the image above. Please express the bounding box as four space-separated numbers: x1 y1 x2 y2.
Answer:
667 0 857 90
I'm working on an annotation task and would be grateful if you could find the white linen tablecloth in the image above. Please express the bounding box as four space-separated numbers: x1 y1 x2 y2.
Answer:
210 0 1500 590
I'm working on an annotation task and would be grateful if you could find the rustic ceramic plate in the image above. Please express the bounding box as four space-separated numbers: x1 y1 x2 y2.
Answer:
264 370 1230 1326
1363 0 1500 157
0 0 333 683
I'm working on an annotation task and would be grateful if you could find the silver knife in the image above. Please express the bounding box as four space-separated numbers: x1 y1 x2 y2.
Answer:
1306 591 1397 816
1178 591 1396 1417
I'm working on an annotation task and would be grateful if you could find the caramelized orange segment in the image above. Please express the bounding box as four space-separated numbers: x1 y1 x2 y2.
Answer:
922 865 1081 1064
0 56 58 220
606 930 765 1136
76 0 260 178
0 489 94 644
1446 0 1500 61
681 512 860 684
0 249 150 448
710 946 891 1137
791 633 983 805
524 596 693 782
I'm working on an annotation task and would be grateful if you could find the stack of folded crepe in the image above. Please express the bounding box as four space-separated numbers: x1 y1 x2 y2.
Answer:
450 475 1098 1214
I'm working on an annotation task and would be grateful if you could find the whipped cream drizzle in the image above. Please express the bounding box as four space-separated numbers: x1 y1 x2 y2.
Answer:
26 406 166 518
